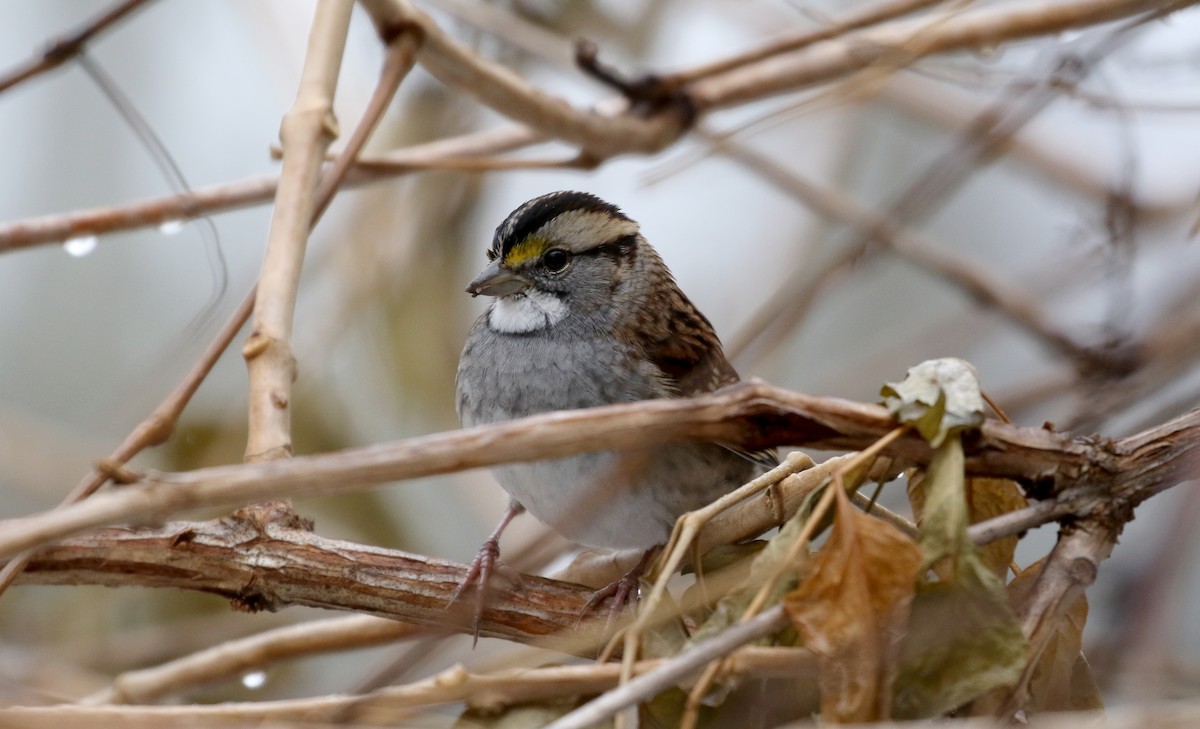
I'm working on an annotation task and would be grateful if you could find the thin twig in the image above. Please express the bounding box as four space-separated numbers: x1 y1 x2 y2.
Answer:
730 11 1160 371
0 0 154 94
0 126 541 254
689 0 1179 110
669 0 952 85
545 606 791 729
85 615 421 704
0 0 1184 256
1 646 814 723
714 136 1109 369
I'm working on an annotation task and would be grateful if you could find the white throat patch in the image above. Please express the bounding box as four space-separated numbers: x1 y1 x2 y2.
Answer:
488 290 568 333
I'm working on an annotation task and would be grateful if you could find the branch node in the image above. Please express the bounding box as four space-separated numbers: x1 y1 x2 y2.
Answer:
574 37 697 129
228 501 315 536
372 17 425 48
94 458 142 485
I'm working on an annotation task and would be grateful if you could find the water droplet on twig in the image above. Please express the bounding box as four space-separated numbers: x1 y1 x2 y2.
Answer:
63 236 98 257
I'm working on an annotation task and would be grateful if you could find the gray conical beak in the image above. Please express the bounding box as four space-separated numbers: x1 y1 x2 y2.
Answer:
466 259 531 298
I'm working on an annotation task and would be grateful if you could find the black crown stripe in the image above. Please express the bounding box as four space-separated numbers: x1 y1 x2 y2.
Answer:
493 191 629 260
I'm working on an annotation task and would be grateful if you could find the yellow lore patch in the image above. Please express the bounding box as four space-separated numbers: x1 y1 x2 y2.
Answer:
503 235 551 266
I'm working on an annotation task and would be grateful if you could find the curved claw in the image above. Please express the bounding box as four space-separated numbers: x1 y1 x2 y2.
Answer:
448 536 523 644
447 504 525 645
578 547 657 630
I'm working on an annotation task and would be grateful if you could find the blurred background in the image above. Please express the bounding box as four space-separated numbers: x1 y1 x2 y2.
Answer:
0 0 1198 713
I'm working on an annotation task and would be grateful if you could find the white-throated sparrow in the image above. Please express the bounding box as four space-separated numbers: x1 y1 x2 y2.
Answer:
453 191 773 628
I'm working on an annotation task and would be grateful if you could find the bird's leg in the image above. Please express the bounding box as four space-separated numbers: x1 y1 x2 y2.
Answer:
448 502 525 643
581 546 658 626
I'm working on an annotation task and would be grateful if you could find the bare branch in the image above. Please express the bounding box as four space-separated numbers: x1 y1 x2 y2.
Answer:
545 606 791 729
0 0 154 94
85 615 419 705
1 382 1196 562
0 126 540 254
243 0 356 463
690 0 1179 109
0 646 813 723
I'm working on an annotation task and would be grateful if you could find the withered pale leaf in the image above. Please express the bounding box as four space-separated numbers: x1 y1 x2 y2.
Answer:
784 486 922 722
881 358 985 447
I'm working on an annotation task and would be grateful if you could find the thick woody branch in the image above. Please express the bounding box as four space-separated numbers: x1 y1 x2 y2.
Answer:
3 447 1039 659
14 452 846 653
19 519 604 652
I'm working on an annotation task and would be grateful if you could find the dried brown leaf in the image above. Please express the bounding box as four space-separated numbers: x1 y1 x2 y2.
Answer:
784 486 922 722
1007 559 1102 713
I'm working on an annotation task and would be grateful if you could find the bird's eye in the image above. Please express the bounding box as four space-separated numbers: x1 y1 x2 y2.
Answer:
542 248 570 272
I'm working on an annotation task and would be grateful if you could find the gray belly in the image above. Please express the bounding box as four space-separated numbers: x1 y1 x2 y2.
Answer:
456 326 760 548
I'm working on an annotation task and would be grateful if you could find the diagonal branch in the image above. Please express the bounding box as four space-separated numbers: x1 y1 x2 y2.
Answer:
0 0 154 94
0 382 1196 562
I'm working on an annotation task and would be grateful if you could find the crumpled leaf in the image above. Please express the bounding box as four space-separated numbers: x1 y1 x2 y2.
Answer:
910 475 1027 580
784 486 923 722
694 485 825 642
881 358 985 447
1007 559 1102 713
893 564 1027 719
894 434 1027 718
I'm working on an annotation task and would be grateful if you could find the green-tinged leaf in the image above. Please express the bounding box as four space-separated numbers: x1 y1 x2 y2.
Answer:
1007 559 1102 713
686 541 768 575
641 586 690 660
693 485 826 641
641 686 690 729
912 436 971 571
784 486 923 722
881 358 985 447
893 561 1027 719
910 474 1026 580
896 434 1028 718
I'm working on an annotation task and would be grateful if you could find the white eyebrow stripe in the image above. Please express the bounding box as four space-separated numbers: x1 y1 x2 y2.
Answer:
536 210 639 251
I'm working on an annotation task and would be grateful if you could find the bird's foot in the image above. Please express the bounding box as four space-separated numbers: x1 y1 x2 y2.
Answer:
579 548 656 628
448 536 523 644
